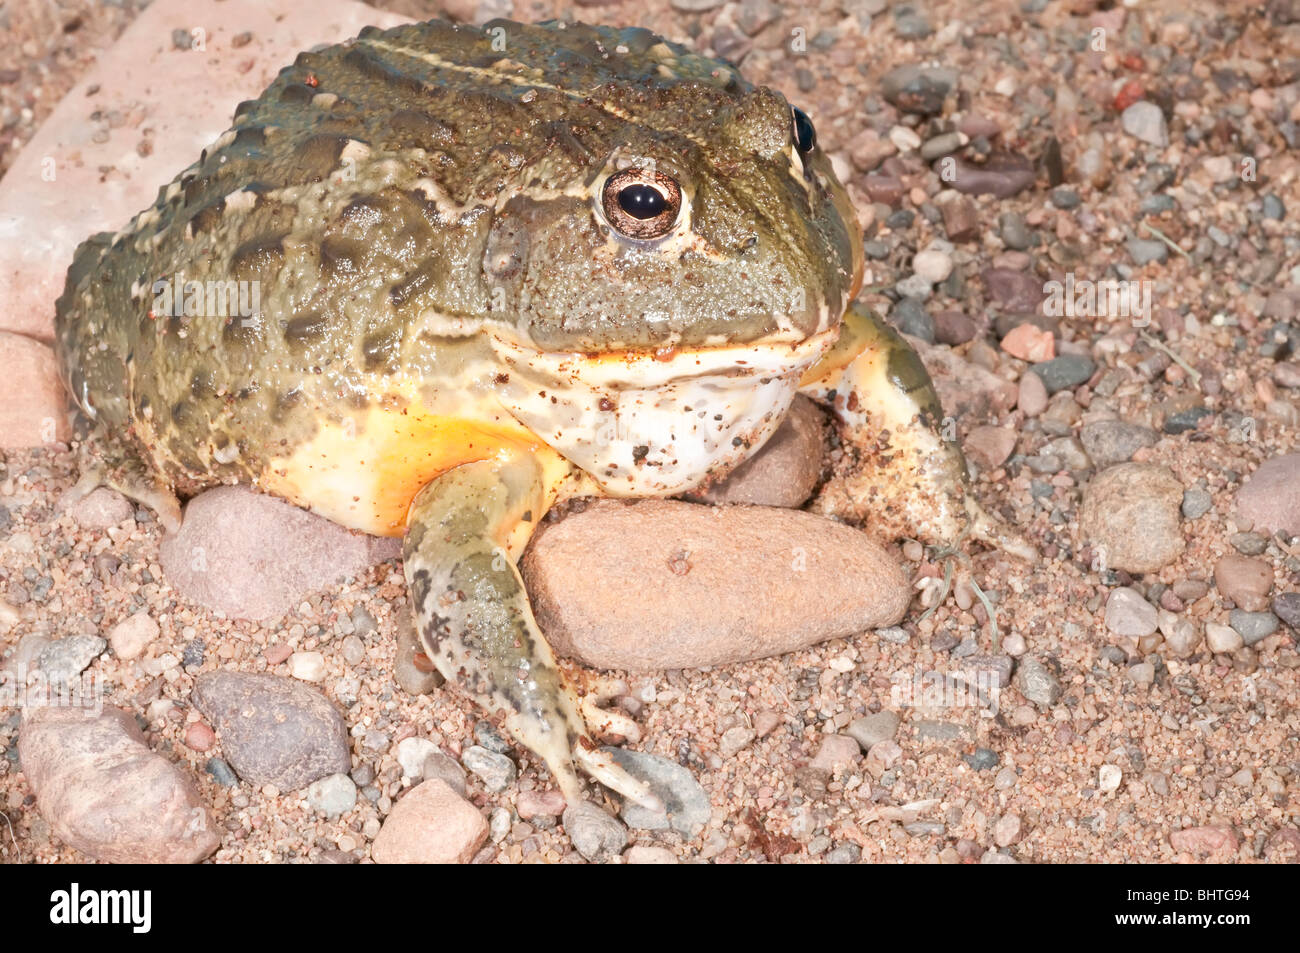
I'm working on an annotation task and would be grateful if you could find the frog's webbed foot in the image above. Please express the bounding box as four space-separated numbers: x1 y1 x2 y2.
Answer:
800 301 1036 562
69 426 182 533
402 454 661 812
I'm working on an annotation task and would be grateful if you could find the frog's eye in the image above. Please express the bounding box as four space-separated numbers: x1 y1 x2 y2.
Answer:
602 168 682 240
791 107 816 154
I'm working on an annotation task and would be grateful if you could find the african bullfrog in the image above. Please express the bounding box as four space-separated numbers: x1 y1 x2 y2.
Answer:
54 18 1031 810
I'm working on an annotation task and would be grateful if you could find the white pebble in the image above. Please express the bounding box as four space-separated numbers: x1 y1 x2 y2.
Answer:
1204 622 1243 654
289 651 326 681
395 737 439 780
1099 764 1122 793
888 125 921 152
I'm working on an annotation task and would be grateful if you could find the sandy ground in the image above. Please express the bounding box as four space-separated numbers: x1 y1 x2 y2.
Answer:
2 0 1299 863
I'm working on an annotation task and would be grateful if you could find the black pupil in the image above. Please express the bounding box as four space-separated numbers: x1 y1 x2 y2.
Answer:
793 108 816 153
618 183 666 220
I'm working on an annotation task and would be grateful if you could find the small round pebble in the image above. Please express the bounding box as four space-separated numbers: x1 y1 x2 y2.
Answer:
306 772 357 817
461 745 517 793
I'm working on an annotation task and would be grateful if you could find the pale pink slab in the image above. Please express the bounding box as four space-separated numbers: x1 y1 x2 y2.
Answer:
0 0 411 343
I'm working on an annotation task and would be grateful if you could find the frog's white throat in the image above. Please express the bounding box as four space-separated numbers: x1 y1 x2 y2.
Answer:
488 329 837 496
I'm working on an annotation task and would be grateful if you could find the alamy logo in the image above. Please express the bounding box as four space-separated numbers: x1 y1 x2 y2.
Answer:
49 883 151 933
152 273 260 319
1042 273 1152 326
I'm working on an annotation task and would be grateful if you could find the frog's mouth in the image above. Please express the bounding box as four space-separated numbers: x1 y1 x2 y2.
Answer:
487 328 837 496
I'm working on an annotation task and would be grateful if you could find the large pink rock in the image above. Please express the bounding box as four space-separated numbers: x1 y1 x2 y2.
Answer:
521 499 910 671
0 0 409 343
0 331 71 448
18 705 219 864
160 486 400 621
1236 454 1300 538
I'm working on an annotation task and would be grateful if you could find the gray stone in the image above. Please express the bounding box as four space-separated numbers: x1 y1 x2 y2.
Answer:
606 747 710 836
847 711 900 750
562 800 628 861
1127 238 1169 265
1229 610 1279 646
1182 488 1213 520
191 671 350 790
891 296 935 342
1273 592 1300 628
1080 421 1158 468
36 635 106 687
306 772 357 817
1230 532 1268 556
1015 658 1061 706
461 745 516 793
1121 101 1168 146
880 64 955 115
1031 355 1096 395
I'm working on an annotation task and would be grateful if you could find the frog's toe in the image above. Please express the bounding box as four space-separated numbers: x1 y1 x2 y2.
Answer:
579 696 642 744
572 744 663 813
72 430 182 533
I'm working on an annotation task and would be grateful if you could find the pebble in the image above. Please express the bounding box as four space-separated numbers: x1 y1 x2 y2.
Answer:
1128 662 1155 687
521 500 909 671
1229 532 1267 556
718 725 757 757
825 844 861 864
912 249 953 284
18 705 219 863
605 747 710 837
1031 355 1096 394
692 395 824 508
1015 658 1061 706
191 671 350 790
847 711 900 751
563 800 628 862
61 487 134 530
933 311 977 346
880 63 956 115
393 616 443 696
340 634 365 666
963 425 1018 470
1126 238 1169 266
516 789 566 820
1214 555 1272 611
1099 764 1123 792
372 780 487 864
1017 371 1049 416
183 722 215 752
941 195 979 242
0 332 72 448
964 748 999 771
890 296 935 342
1079 464 1185 573
473 719 511 753
1181 488 1213 520
1228 610 1278 646
998 211 1032 250
1001 324 1055 362
811 734 862 773
625 845 678 864
1161 617 1202 657
306 773 357 817
949 154 1037 198
1236 454 1300 537
1162 406 1212 435
288 651 326 682
158 486 400 621
1205 622 1244 654
1170 826 1238 858
994 814 1023 847
461 745 516 793
1105 587 1159 637
1273 592 1300 628
206 757 238 788
36 635 106 687
984 267 1045 313
395 737 439 779
421 751 469 798
1121 101 1168 146
1079 421 1158 469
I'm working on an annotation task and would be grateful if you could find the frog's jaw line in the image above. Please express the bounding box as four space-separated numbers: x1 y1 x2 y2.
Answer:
489 328 837 496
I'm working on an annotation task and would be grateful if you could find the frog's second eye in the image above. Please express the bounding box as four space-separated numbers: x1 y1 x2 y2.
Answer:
791 107 816 154
602 168 682 240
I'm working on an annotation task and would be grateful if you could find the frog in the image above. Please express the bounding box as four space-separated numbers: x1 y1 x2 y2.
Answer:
54 18 1032 811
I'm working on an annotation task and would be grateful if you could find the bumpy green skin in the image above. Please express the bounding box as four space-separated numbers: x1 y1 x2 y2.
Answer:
53 19 857 493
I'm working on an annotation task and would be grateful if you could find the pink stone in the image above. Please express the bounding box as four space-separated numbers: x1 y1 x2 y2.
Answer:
0 332 71 448
372 779 487 864
1000 324 1056 362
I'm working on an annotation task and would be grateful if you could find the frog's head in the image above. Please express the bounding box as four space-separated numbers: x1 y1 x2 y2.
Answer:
470 35 863 495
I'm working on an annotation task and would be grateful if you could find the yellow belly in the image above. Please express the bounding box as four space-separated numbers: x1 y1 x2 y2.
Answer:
259 402 578 537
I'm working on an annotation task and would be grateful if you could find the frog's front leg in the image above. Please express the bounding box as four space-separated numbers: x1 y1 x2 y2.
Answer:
800 301 1035 560
402 451 659 809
